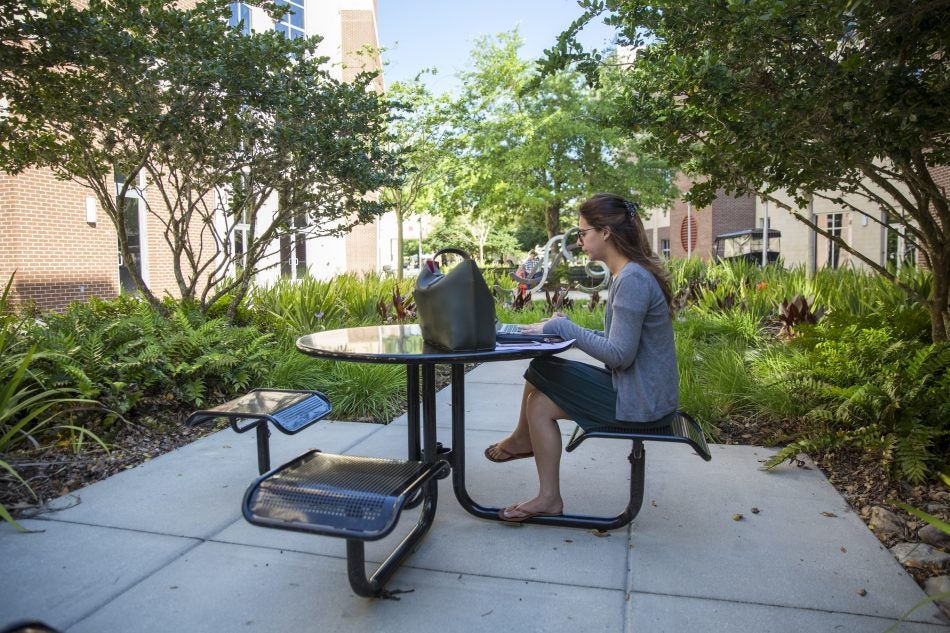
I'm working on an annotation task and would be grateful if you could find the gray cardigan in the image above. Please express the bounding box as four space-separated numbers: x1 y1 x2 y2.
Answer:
542 261 679 422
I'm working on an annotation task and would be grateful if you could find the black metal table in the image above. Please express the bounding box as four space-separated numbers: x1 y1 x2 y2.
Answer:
292 324 572 595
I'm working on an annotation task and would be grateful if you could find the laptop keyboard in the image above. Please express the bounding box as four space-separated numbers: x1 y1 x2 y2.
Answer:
497 323 522 334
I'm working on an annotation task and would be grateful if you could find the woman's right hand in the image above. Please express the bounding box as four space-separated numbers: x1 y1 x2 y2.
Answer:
520 322 545 334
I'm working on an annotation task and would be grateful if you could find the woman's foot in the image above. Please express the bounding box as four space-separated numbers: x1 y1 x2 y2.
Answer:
497 498 563 522
484 438 533 463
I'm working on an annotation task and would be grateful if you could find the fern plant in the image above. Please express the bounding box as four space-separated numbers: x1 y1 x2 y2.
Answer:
765 341 950 483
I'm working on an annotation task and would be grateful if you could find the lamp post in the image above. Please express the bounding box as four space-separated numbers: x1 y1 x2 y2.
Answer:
686 201 692 258
762 199 770 266
417 216 423 268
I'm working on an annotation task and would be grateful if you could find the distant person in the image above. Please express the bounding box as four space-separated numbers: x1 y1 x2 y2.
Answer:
517 250 541 280
484 193 678 522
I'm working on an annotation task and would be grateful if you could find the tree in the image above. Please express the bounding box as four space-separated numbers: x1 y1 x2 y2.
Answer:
0 0 399 318
549 0 950 341
381 73 452 280
441 30 677 241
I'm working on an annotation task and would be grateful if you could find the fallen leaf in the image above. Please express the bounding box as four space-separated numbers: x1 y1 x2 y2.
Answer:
821 511 838 518
733 513 744 521
857 588 867 597
750 507 760 514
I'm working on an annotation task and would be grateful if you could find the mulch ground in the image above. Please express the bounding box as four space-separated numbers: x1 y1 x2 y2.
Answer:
2 377 947 594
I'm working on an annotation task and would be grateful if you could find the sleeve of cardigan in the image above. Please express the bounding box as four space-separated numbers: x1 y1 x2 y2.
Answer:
541 273 647 370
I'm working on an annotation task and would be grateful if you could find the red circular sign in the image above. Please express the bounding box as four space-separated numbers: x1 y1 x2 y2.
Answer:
680 216 698 251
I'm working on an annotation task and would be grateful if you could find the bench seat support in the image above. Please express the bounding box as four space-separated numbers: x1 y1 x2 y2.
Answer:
243 450 447 597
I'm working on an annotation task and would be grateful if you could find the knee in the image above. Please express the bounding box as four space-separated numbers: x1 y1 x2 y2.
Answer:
525 391 558 423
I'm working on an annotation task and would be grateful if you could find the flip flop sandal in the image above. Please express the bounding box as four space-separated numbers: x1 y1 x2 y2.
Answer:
498 505 563 523
484 443 534 463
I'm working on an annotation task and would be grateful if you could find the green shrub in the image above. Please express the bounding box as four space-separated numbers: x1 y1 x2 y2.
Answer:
319 362 406 422
765 334 950 483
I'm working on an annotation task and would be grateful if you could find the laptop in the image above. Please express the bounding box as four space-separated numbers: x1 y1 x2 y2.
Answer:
496 322 522 334
495 321 563 344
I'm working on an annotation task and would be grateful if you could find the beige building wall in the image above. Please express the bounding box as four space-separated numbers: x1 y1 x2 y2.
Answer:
758 174 911 271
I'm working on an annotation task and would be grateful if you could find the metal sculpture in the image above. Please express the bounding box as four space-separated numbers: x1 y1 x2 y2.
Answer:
510 228 611 294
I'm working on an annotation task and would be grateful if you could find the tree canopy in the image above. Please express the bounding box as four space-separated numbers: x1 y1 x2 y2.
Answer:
381 73 453 278
439 30 678 241
0 0 399 316
548 0 950 341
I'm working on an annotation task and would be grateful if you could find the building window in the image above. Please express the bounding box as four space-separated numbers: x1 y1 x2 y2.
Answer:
280 212 308 279
826 213 843 269
885 212 916 269
660 239 670 259
229 2 251 34
115 171 147 293
274 0 304 39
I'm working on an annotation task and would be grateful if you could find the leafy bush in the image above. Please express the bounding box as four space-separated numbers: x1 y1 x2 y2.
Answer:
765 320 949 482
0 275 105 530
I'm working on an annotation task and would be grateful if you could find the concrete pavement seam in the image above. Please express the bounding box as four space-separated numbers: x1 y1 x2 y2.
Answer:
625 589 950 628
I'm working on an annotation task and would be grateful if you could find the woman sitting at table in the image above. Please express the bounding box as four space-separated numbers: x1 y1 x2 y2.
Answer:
484 193 678 522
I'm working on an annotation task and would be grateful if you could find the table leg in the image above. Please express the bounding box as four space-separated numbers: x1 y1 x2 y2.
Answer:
406 363 420 461
421 364 438 463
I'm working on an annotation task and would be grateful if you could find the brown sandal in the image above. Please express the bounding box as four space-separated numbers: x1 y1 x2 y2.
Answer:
498 504 563 523
484 443 534 463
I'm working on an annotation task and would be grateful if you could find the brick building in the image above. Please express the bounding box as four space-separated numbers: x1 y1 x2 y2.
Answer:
0 0 395 311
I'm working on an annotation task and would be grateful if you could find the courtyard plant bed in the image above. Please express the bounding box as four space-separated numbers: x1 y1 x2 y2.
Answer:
1 263 948 609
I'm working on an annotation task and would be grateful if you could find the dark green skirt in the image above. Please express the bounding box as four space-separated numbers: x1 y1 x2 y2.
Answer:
524 356 675 431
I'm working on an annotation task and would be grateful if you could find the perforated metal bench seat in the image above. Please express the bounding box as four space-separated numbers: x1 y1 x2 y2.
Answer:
186 389 331 434
243 450 448 541
186 389 332 474
566 411 712 461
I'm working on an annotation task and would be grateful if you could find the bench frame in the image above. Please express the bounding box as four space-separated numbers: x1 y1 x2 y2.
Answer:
191 370 444 599
448 364 711 531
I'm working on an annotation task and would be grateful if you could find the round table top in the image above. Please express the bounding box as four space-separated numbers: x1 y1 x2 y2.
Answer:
296 324 573 364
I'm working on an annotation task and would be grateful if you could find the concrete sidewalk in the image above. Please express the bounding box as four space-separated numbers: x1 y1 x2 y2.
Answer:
2 349 948 632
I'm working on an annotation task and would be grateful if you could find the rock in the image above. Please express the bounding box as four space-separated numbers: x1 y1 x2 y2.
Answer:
891 543 950 573
924 575 950 619
869 506 905 538
919 525 950 550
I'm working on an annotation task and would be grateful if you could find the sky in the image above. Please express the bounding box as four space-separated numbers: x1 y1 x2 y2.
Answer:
375 0 618 96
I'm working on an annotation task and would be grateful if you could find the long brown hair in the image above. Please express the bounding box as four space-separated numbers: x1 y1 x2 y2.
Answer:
579 193 673 309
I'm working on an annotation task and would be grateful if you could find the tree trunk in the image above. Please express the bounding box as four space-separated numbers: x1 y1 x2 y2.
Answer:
545 200 562 239
929 249 950 343
396 208 404 281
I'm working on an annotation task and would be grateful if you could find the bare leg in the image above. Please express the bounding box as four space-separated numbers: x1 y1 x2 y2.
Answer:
500 389 567 518
485 381 537 460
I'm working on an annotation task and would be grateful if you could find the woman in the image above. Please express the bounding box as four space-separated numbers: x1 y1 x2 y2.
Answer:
484 193 678 522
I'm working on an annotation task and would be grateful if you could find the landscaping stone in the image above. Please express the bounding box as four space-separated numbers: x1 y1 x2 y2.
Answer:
923 575 950 619
868 506 905 538
919 524 950 549
891 542 950 573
